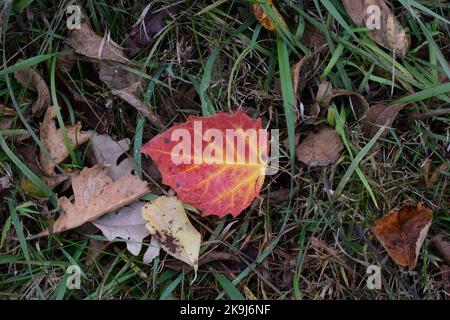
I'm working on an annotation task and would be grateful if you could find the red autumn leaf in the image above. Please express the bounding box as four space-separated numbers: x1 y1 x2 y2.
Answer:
141 111 268 218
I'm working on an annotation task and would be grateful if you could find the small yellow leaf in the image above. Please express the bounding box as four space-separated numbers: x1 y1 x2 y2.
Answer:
141 196 201 271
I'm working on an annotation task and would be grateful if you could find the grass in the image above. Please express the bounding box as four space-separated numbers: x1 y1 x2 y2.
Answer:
0 0 449 300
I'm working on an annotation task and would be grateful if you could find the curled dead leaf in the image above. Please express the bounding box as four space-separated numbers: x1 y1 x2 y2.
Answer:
38 165 149 236
315 81 369 119
342 0 410 57
296 126 343 167
14 60 51 116
431 234 450 265
361 103 408 139
40 106 92 176
291 54 317 107
372 203 433 270
141 196 201 272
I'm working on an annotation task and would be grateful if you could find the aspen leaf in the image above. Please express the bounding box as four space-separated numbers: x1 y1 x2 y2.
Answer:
372 203 433 270
141 111 268 218
141 196 201 271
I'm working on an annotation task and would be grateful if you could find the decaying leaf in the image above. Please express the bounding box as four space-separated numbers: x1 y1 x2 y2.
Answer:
143 237 161 264
38 165 149 236
1 105 15 131
372 203 433 270
296 126 343 167
40 106 92 176
423 161 449 188
361 103 408 139
93 202 150 256
253 0 287 34
141 111 268 218
91 133 134 180
0 176 11 191
141 196 201 271
125 4 168 57
342 0 410 57
68 23 129 63
300 23 328 48
14 60 51 116
431 234 450 265
291 54 317 107
98 61 164 129
315 81 370 118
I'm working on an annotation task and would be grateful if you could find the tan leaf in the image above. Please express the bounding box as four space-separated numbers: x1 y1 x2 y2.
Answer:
431 234 450 265
372 203 433 270
296 126 343 167
68 23 129 63
39 106 92 176
141 196 201 271
14 60 51 116
361 103 408 139
342 0 410 57
38 165 149 236
253 0 287 34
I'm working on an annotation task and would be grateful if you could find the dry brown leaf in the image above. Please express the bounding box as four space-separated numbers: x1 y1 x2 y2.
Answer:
300 23 328 48
315 82 370 119
372 203 433 270
98 62 163 128
296 126 343 167
16 144 68 191
0 105 15 132
361 103 408 139
424 161 449 188
253 0 287 34
342 0 410 57
14 60 51 116
38 165 149 236
125 4 168 57
141 196 201 271
40 106 92 176
291 54 317 107
432 234 450 265
68 23 129 63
